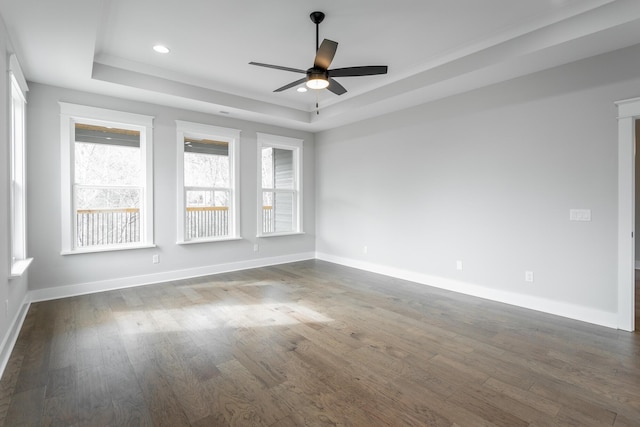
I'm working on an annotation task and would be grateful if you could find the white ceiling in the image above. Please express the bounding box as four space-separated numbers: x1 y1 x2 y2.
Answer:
2 0 640 131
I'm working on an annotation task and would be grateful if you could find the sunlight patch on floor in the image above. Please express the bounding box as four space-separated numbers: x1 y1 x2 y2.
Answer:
112 302 334 333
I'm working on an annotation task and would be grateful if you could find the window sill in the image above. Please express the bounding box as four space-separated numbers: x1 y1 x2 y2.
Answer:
10 258 33 278
257 231 305 238
61 243 156 256
177 236 243 245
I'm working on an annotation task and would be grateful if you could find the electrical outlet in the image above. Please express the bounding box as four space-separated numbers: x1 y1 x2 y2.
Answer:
525 271 534 282
253 243 259 252
456 260 463 271
152 254 159 264
363 245 368 255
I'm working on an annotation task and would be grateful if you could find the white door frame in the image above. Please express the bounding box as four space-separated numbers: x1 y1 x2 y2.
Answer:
616 97 638 332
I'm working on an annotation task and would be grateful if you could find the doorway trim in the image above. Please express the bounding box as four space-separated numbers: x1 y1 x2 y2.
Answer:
616 97 638 332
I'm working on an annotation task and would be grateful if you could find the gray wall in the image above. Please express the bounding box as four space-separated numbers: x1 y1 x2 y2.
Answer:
0 18 29 359
316 43 640 322
26 83 315 292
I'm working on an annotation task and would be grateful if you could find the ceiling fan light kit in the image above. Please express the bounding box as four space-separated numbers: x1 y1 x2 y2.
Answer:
249 11 388 95
306 69 329 89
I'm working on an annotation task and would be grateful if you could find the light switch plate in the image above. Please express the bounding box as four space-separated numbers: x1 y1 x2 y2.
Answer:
570 209 591 221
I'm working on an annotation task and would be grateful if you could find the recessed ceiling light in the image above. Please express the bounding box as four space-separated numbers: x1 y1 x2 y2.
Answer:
297 87 308 93
153 45 170 54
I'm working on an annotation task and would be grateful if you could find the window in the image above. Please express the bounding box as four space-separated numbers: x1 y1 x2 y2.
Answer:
176 121 240 243
9 54 32 276
60 103 154 253
257 133 303 236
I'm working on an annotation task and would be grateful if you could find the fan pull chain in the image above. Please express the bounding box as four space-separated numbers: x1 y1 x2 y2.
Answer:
316 93 320 115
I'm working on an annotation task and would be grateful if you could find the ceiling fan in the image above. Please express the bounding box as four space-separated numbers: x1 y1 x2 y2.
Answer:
249 11 388 95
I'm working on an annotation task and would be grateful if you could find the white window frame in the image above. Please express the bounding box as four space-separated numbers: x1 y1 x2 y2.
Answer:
60 103 155 254
176 121 241 244
257 133 303 237
9 54 32 277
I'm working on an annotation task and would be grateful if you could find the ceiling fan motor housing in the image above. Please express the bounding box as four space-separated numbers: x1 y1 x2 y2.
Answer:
307 67 328 80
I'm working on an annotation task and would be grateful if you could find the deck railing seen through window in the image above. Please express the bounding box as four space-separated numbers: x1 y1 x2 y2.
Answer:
76 206 275 247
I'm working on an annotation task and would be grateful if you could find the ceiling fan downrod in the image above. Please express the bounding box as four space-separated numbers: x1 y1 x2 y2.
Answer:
310 11 325 52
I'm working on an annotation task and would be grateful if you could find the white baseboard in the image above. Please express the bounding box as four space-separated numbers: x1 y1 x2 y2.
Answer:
316 252 619 329
29 252 315 303
0 294 31 378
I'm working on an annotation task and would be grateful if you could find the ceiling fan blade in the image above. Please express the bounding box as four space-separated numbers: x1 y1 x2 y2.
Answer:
249 62 306 74
314 39 338 70
327 78 347 96
274 77 308 92
329 65 388 77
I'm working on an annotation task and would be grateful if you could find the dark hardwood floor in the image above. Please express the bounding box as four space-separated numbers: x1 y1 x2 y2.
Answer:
636 269 640 333
0 259 639 426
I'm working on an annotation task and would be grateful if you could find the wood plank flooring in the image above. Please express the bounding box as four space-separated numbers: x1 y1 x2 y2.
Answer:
0 259 639 426
636 269 640 333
